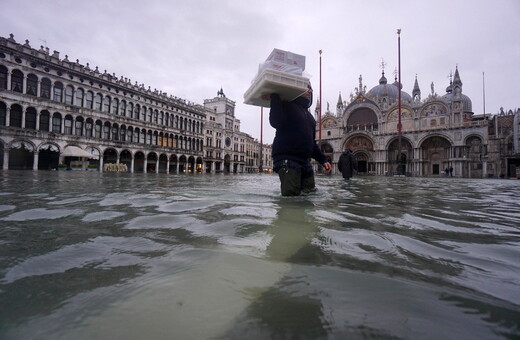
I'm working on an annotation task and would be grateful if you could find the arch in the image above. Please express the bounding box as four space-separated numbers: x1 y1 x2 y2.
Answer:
158 153 168 173
11 69 23 92
39 110 50 131
38 142 60 170
27 74 38 96
53 81 63 102
187 156 195 173
179 155 187 173
120 149 133 170
0 101 7 126
134 151 145 173
0 65 7 89
147 152 158 172
75 88 84 107
65 84 74 105
64 114 74 135
103 148 118 165
8 140 35 170
9 104 23 128
25 107 37 130
346 107 378 126
169 154 178 174
419 136 452 176
40 78 51 99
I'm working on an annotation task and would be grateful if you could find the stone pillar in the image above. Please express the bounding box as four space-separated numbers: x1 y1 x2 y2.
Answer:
3 150 9 170
33 151 39 170
5 107 10 126
21 107 26 128
155 159 159 174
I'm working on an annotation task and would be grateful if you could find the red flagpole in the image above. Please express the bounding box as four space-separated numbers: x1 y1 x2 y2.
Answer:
259 107 263 173
397 29 403 175
319 49 322 141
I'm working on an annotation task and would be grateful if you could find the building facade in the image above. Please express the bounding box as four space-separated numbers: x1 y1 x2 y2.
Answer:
316 68 520 178
0 34 270 174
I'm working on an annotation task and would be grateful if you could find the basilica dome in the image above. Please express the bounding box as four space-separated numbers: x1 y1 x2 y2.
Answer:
442 87 473 113
367 73 412 104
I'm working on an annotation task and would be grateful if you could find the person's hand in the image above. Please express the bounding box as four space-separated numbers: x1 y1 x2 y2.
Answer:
322 162 332 174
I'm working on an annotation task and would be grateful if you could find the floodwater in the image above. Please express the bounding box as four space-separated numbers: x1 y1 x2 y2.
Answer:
0 171 519 340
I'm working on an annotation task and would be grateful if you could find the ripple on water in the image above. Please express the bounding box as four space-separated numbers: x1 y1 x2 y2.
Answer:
0 208 83 221
82 211 126 222
1 236 167 284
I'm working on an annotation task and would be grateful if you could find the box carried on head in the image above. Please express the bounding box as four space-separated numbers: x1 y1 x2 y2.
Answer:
244 48 309 108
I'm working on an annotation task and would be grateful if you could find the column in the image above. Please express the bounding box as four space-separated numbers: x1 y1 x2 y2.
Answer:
3 150 9 170
130 157 135 173
155 159 159 174
144 158 148 173
33 151 39 170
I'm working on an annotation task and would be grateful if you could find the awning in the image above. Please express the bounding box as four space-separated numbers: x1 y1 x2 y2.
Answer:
62 146 97 159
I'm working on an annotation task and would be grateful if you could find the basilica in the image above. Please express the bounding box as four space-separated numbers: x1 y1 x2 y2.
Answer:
316 67 520 178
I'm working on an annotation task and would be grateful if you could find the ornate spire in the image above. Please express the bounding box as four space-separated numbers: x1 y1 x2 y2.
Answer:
412 74 421 102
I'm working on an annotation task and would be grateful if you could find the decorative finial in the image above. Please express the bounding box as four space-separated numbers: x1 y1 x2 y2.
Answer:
397 28 401 35
380 58 387 73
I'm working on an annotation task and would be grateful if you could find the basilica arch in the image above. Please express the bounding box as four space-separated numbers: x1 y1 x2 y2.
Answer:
343 134 375 174
419 135 452 176
387 137 413 174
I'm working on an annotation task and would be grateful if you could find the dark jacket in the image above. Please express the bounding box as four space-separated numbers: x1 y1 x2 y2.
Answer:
269 93 327 165
338 150 357 179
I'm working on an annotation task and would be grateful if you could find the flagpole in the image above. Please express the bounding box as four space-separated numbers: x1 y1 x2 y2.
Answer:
318 49 323 142
397 29 403 175
259 107 263 174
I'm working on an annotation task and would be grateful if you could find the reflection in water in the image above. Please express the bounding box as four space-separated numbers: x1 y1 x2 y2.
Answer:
0 171 519 339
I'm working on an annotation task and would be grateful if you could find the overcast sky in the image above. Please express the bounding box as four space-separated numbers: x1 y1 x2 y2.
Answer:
2 0 519 143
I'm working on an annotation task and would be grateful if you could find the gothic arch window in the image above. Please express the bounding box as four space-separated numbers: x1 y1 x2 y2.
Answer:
27 74 38 96
40 78 51 99
0 65 7 89
75 88 84 107
53 81 63 102
25 107 37 129
11 69 23 93
64 85 74 105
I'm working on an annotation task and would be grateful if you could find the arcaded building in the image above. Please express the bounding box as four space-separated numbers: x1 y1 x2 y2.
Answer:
0 34 269 173
317 67 520 178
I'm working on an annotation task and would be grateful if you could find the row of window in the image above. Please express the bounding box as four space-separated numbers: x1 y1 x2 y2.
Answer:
0 66 204 133
0 103 203 151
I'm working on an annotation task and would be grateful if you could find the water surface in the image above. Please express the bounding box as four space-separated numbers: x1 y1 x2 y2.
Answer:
0 171 519 339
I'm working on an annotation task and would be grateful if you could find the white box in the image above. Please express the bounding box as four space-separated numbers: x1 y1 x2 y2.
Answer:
267 48 306 71
244 68 310 108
